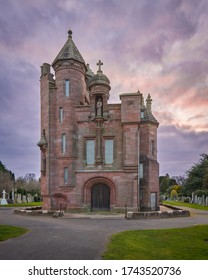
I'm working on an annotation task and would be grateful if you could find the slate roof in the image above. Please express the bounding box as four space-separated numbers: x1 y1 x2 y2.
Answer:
143 109 159 124
140 93 159 125
52 29 85 66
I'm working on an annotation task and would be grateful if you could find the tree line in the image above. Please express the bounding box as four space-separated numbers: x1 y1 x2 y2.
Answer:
160 153 208 199
0 161 40 200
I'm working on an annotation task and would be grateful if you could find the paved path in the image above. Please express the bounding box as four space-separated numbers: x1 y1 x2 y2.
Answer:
0 207 208 260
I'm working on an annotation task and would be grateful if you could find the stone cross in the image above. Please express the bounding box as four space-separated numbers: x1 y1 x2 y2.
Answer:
1 189 8 205
97 60 103 72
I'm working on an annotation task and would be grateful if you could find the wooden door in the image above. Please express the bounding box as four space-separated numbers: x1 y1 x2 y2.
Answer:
91 184 110 210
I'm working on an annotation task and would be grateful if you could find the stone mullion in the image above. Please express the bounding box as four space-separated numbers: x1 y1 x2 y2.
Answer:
95 119 103 165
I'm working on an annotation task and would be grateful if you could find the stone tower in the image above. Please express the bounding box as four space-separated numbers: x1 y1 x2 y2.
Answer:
38 30 159 211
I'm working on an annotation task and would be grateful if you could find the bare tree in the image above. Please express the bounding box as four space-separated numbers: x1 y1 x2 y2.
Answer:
15 174 40 196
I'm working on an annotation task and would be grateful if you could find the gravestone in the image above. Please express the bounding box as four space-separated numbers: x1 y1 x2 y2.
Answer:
27 194 33 203
22 195 27 203
198 196 202 205
202 195 205 205
11 189 15 201
206 197 208 206
17 193 22 204
14 193 18 203
0 190 8 205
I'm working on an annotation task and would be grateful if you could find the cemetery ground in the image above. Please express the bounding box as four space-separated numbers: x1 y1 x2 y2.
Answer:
163 200 208 211
0 201 42 208
0 224 29 242
103 224 208 260
0 203 208 260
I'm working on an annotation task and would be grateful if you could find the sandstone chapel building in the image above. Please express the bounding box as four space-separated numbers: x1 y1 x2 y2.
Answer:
37 29 159 212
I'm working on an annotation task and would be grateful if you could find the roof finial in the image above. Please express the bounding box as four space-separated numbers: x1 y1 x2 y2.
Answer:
68 28 72 38
146 93 153 112
96 60 103 73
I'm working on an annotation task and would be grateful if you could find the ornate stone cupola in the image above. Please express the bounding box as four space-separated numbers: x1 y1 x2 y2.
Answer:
88 60 111 120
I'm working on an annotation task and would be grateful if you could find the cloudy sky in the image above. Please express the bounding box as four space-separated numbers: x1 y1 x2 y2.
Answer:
0 0 208 179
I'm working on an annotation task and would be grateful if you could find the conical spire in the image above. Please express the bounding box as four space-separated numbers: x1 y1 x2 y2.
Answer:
146 93 152 112
52 29 85 67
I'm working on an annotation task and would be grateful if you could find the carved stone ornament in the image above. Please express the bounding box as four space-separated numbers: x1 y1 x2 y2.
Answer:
91 85 108 93
88 112 111 122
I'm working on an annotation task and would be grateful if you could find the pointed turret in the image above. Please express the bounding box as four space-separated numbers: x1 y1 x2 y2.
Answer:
146 93 152 112
52 29 85 67
140 93 158 125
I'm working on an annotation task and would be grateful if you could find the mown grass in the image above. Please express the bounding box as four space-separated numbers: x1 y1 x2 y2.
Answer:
103 225 208 260
163 200 208 211
0 202 42 208
0 225 29 242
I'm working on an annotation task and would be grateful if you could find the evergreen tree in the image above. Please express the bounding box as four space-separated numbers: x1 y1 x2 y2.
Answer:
183 154 208 196
0 161 15 193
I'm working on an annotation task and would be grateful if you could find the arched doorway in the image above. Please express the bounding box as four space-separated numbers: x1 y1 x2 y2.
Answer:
91 184 110 210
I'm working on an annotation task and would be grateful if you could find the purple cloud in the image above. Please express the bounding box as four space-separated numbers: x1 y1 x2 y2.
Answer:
0 0 208 178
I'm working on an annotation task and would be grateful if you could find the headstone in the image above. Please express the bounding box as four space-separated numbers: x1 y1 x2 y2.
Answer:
198 196 202 205
27 194 32 203
191 192 194 203
12 189 15 201
17 193 22 204
206 197 208 206
202 195 205 205
0 189 8 205
22 195 27 203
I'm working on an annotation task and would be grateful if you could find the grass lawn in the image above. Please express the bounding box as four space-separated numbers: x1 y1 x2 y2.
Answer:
163 200 208 211
0 225 29 242
0 202 42 208
103 225 208 260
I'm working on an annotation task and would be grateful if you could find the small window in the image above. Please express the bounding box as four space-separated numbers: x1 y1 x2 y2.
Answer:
141 111 145 119
62 134 66 154
59 107 63 123
151 141 155 156
105 139 114 164
86 139 95 165
139 163 143 179
65 79 70 97
64 167 69 184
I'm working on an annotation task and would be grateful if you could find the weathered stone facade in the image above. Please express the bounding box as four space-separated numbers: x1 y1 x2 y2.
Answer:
38 30 159 212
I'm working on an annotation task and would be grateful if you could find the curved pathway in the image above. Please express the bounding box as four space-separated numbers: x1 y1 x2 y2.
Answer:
0 207 207 260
